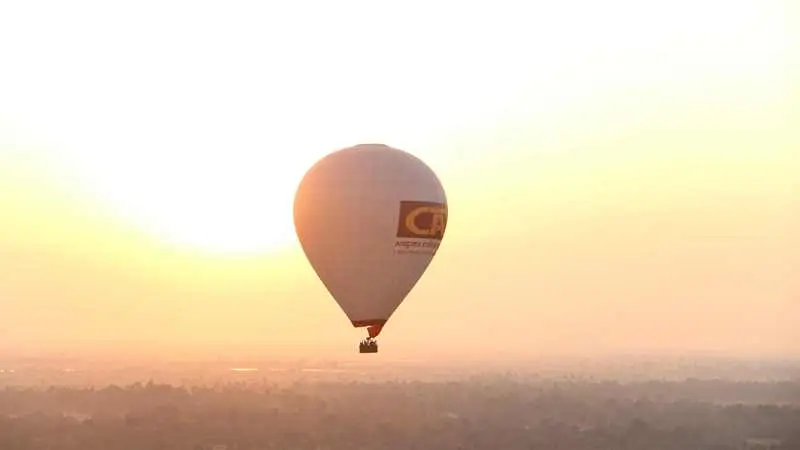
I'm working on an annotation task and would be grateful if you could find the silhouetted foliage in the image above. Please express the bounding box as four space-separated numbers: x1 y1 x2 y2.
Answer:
0 378 798 449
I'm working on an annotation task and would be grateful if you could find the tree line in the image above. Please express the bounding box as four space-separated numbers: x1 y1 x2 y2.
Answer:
0 377 799 450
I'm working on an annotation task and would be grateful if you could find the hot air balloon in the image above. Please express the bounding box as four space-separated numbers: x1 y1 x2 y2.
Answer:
293 144 448 353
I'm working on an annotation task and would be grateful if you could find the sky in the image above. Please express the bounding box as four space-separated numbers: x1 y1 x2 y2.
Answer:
0 0 798 362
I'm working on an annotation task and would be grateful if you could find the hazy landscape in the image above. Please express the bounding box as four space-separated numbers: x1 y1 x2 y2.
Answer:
0 357 798 449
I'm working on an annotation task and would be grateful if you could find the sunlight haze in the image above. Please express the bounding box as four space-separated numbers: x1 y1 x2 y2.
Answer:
1 0 798 361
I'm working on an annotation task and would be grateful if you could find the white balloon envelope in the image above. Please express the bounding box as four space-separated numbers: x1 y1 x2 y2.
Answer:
293 144 448 346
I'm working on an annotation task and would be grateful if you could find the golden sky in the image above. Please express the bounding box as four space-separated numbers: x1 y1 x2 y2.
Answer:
1 0 798 361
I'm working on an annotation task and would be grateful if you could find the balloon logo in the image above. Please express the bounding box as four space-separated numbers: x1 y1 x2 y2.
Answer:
293 144 448 353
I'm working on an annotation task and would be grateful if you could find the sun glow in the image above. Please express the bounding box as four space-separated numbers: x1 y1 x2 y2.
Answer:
0 0 524 254
1 0 791 255
60 151 305 254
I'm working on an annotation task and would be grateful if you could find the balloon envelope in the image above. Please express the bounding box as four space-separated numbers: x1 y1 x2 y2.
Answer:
293 144 448 337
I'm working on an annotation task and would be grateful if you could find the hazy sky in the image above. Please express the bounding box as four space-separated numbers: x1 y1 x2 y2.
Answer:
1 0 798 361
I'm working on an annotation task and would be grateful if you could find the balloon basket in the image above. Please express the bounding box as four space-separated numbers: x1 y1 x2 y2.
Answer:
359 339 378 354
